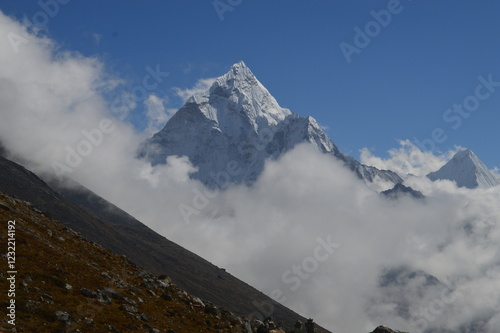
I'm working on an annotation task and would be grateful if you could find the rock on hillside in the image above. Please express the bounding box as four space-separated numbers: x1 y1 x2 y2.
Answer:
371 326 409 333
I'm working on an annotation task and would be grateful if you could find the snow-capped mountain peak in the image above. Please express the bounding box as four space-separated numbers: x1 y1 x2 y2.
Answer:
427 149 500 189
187 61 291 132
138 62 402 189
210 60 258 92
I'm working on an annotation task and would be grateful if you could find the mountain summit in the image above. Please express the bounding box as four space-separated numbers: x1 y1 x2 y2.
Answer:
138 61 402 189
427 149 500 189
186 61 292 132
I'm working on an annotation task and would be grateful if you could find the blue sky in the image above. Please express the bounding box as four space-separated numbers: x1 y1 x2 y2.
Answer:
2 0 500 167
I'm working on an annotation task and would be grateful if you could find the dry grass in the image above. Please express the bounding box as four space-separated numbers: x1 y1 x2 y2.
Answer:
0 192 248 333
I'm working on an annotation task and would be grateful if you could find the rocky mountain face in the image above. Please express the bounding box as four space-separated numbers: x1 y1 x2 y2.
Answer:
381 183 424 200
138 61 402 190
427 149 500 189
371 326 409 333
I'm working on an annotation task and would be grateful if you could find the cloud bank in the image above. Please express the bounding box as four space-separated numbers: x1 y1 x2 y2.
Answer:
2 11 500 333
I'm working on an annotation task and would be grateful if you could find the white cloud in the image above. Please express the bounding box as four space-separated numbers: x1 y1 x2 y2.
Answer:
3 10 500 333
173 77 216 102
492 167 500 181
161 145 500 332
360 139 460 178
143 94 174 135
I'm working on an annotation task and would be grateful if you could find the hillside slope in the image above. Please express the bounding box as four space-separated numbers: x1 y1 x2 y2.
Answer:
0 155 329 332
0 191 284 332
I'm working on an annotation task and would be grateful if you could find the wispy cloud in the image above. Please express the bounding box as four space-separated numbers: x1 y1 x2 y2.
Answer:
360 139 460 177
143 94 175 135
173 77 216 103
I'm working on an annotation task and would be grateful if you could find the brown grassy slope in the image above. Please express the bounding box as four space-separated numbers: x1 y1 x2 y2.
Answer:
0 191 253 333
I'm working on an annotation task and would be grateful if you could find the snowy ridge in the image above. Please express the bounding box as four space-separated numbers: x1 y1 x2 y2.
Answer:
138 61 402 189
427 149 500 189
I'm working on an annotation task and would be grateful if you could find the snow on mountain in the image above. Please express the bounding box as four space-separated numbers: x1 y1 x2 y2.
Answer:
427 149 500 189
138 61 402 189
186 61 291 135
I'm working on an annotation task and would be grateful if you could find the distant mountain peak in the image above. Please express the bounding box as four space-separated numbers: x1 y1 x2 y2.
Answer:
455 148 473 156
452 149 477 163
427 149 500 189
231 60 247 69
223 60 252 80
186 61 291 131
139 61 402 189
381 183 424 200
209 60 259 93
